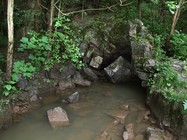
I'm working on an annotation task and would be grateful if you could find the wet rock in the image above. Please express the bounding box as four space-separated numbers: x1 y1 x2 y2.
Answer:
123 131 129 140
17 75 28 90
134 123 150 134
89 56 103 69
97 131 111 140
83 67 98 81
47 107 70 128
146 127 175 140
12 105 20 113
49 63 76 79
84 30 100 47
108 110 129 124
98 122 123 140
79 42 88 55
144 59 156 70
72 72 91 87
56 79 75 93
146 92 183 136
104 56 131 83
136 71 149 81
29 94 38 102
144 110 151 120
67 91 79 103
120 104 129 110
123 123 135 140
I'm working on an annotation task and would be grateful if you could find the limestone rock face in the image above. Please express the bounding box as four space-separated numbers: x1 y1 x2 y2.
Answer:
47 107 70 128
104 56 131 83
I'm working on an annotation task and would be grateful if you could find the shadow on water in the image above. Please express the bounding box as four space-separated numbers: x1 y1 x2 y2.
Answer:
0 81 152 140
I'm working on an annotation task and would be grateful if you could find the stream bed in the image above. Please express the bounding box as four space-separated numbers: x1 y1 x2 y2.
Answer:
0 82 157 140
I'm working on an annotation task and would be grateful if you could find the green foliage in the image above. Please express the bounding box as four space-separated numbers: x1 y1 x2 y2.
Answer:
19 31 52 70
165 1 178 14
170 31 187 60
14 7 43 27
18 16 83 71
149 60 187 102
148 34 187 102
2 80 17 96
154 35 166 60
0 34 7 46
1 60 36 97
12 60 36 81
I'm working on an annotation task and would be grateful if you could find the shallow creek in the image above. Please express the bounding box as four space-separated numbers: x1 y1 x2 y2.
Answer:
0 82 157 140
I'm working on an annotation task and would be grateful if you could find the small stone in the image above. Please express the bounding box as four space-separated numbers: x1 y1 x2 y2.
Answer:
67 91 79 103
123 131 129 140
144 110 151 120
125 123 135 140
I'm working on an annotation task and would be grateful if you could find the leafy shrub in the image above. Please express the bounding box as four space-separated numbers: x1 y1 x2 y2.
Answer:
18 16 83 71
148 35 187 102
170 31 187 60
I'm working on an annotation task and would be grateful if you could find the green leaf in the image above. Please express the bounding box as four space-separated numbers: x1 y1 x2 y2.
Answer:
41 36 48 43
11 74 19 82
3 91 10 96
184 100 187 110
44 44 51 51
20 37 28 43
29 54 36 60
8 80 16 84
4 85 12 91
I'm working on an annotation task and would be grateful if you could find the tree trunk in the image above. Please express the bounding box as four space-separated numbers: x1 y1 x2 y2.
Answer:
166 0 184 46
34 0 41 32
137 0 142 19
159 0 166 23
6 0 14 81
48 0 55 30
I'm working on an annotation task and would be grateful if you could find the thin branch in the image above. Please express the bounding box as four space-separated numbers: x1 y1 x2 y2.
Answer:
38 2 49 11
54 0 133 16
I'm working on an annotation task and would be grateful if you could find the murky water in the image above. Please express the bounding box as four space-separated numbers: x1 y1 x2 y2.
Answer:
0 82 155 140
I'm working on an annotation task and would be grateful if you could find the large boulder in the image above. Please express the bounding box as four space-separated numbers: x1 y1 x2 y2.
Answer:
104 56 131 83
47 107 70 128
